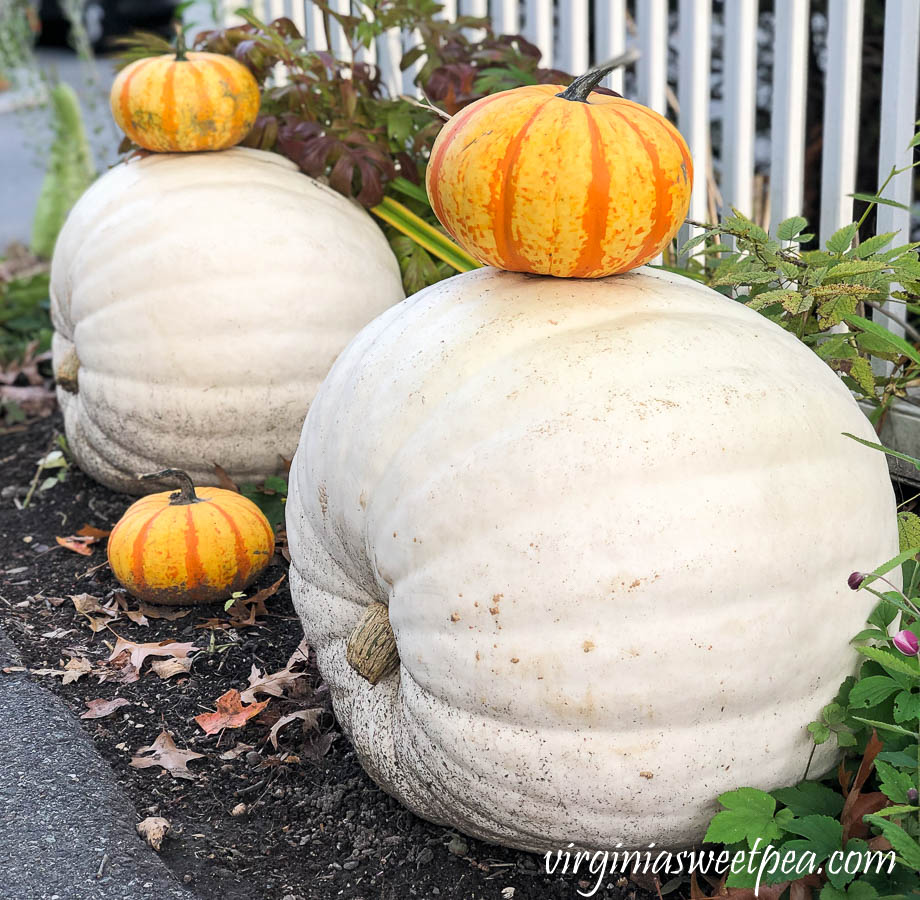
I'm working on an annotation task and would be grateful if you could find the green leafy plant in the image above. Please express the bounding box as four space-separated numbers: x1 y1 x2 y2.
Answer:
119 2 568 294
240 475 288 533
697 446 920 898
31 82 96 257
681 123 920 424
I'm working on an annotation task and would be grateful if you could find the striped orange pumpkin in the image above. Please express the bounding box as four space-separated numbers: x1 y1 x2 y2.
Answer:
110 33 260 153
107 470 274 605
425 64 693 278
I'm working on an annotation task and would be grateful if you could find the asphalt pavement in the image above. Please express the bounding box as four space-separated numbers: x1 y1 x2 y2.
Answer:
0 627 198 900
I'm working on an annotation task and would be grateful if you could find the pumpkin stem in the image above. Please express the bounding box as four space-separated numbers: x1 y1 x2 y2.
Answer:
346 602 400 685
174 23 188 62
556 61 621 104
141 468 201 505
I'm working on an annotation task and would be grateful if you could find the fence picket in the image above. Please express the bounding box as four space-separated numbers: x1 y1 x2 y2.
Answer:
721 0 757 221
678 0 711 251
217 0 918 338
492 0 519 34
523 0 554 68
595 0 626 94
819 0 864 245
636 0 667 116
769 0 809 233
876 0 920 337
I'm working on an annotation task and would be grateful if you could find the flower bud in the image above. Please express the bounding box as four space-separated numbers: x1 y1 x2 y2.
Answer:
892 629 920 657
848 572 866 591
907 788 919 804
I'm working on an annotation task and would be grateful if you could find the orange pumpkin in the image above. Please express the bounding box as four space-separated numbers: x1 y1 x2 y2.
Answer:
425 64 693 278
107 469 274 605
110 32 260 153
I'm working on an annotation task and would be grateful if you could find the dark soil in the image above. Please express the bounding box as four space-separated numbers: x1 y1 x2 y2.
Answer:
0 413 649 900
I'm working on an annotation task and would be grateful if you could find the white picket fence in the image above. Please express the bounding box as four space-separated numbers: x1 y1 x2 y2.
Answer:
204 0 920 334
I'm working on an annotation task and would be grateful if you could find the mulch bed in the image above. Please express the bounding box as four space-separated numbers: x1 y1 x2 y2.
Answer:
0 413 647 900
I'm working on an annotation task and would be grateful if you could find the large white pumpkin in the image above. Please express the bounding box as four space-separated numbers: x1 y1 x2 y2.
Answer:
50 147 404 493
286 266 898 851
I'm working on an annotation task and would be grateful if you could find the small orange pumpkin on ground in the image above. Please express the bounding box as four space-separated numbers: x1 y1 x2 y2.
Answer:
110 31 260 153
107 469 274 605
425 62 693 278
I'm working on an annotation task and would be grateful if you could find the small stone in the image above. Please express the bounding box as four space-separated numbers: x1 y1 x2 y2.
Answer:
416 847 434 865
183 875 193 885
447 835 468 857
245 751 262 767
343 860 358 871
230 803 247 817
501 889 515 900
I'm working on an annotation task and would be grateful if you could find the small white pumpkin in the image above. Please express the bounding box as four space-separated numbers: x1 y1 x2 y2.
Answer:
50 147 404 493
286 266 897 851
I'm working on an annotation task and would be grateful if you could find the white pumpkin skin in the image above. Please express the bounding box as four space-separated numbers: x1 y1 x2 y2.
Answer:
50 147 404 493
286 266 898 851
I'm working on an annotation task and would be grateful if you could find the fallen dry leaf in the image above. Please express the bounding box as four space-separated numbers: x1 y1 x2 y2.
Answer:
136 816 171 851
56 535 96 556
61 656 92 685
212 463 239 492
108 637 197 672
137 603 191 621
240 663 303 703
130 731 204 780
81 697 130 719
114 594 148 627
151 657 192 679
287 640 310 669
76 524 111 540
219 742 255 761
225 575 285 626
70 593 109 616
194 689 268 735
269 708 322 749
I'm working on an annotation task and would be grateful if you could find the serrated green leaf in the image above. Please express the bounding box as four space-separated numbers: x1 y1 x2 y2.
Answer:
773 781 845 817
863 814 920 869
854 233 898 258
846 356 878 396
857 646 920 680
874 759 916 804
809 720 832 744
777 215 809 240
785 813 843 853
703 787 785 848
836 730 858 748
850 192 910 212
851 628 891 643
893 690 920 724
827 260 891 277
825 702 847 725
819 294 860 328
849 675 903 709
851 716 916 737
868 804 920 818
898 512 920 554
828 224 859 254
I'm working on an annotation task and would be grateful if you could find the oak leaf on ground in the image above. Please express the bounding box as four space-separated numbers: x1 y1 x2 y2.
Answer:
81 697 130 719
130 731 204 780
194 689 268 735
61 656 93 685
240 663 303 703
269 708 322 749
108 637 197 672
